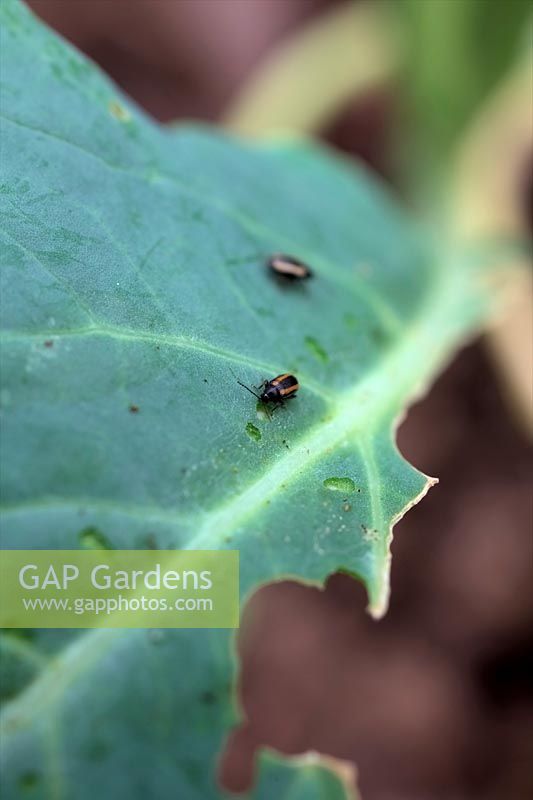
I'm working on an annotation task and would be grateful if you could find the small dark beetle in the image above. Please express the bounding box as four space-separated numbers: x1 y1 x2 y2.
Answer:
267 254 313 281
237 373 299 415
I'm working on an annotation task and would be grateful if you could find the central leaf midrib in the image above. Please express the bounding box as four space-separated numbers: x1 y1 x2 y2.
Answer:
0 324 332 400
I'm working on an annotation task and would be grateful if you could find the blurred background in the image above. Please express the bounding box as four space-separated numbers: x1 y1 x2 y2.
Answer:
26 1 532 798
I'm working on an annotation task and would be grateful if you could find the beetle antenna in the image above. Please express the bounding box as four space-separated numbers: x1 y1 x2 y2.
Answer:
228 367 262 400
236 379 261 400
230 367 272 419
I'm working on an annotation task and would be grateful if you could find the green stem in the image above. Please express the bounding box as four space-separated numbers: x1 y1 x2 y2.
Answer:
223 2 400 137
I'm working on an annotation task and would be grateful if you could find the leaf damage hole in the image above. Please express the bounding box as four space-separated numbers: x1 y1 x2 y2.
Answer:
79 526 112 550
129 404 140 414
219 575 368 795
323 477 357 493
304 335 328 363
245 422 261 442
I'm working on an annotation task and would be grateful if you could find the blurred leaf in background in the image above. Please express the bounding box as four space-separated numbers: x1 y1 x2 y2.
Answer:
397 0 532 190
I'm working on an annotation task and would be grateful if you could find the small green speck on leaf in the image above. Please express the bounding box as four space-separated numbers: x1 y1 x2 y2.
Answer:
18 771 39 791
79 526 112 550
245 422 261 442
304 335 328 363
344 312 358 329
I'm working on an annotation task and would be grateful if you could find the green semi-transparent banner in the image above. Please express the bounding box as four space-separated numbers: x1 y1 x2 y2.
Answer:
0 550 239 628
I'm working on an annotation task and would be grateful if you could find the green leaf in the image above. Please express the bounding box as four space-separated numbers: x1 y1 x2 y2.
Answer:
0 1 501 797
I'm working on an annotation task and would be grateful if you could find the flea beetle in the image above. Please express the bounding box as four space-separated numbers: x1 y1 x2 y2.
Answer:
267 254 313 281
237 373 299 415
